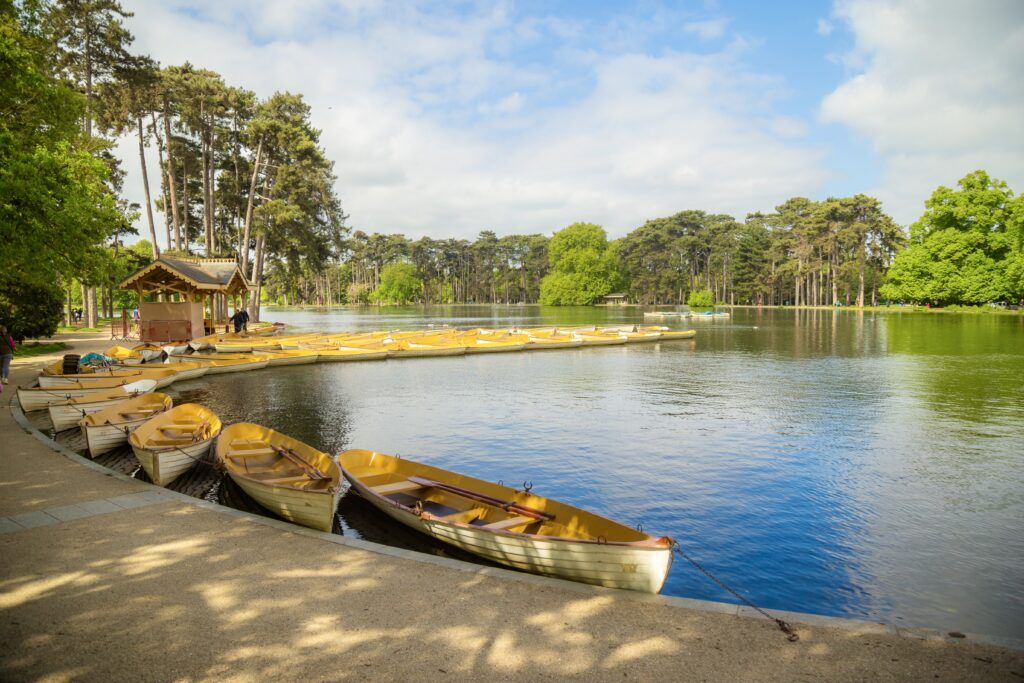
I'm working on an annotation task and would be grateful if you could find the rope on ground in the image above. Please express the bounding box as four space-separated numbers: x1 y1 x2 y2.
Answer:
672 540 799 642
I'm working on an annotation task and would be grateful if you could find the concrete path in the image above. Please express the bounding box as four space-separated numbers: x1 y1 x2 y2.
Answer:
1 333 1022 681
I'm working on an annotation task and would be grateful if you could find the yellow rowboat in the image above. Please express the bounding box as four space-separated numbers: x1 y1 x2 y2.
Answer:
617 330 662 342
201 358 271 374
315 347 390 362
387 339 467 358
79 392 173 457
106 345 144 365
47 380 158 431
169 353 271 373
457 336 527 354
573 331 627 346
18 378 151 412
216 423 342 532
339 450 674 593
38 367 178 389
157 361 211 382
523 335 583 350
132 343 165 362
260 349 320 366
657 330 697 340
129 404 221 486
214 340 280 353
275 334 324 350
169 352 254 362
161 341 191 355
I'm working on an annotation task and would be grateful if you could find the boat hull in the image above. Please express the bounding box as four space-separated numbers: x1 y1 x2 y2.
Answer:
316 349 389 362
575 336 627 346
233 478 340 532
18 384 124 412
203 359 270 374
82 419 145 457
348 477 672 593
132 440 212 486
391 346 466 358
49 397 124 432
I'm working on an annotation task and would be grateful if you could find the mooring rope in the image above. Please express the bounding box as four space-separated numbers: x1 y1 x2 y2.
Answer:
672 540 799 642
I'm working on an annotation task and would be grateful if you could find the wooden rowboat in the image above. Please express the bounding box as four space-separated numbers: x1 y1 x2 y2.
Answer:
338 450 674 593
316 347 390 362
457 336 527 354
387 339 467 358
169 353 271 374
18 378 147 412
216 423 342 531
573 331 627 346
129 404 221 486
47 380 158 431
38 367 178 389
79 392 173 456
260 349 320 366
657 330 697 340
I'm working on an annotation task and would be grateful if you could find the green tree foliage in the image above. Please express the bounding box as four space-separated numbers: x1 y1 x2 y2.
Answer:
0 276 65 341
686 289 714 308
0 6 123 288
881 171 1024 305
370 262 422 305
539 223 621 305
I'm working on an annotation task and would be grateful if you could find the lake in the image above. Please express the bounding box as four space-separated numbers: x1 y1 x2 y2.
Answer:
173 305 1024 638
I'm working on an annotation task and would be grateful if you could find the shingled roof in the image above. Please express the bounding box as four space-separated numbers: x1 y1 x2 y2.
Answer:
120 256 252 293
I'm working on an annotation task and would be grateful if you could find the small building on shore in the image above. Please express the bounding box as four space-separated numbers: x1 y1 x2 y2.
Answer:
119 256 252 341
602 293 629 305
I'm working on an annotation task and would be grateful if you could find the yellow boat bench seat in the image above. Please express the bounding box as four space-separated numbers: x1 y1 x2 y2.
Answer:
369 480 424 495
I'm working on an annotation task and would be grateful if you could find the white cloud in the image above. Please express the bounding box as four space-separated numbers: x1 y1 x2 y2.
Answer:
118 0 825 246
816 18 834 36
682 18 729 40
821 0 1024 223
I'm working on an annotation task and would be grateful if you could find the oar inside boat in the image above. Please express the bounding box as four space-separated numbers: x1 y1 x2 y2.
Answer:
406 475 555 521
272 445 331 481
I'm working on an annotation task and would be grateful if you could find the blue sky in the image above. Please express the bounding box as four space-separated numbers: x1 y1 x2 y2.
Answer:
119 0 1024 241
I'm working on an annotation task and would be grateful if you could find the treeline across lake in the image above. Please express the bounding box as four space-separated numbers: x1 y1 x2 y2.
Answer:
268 170 1023 308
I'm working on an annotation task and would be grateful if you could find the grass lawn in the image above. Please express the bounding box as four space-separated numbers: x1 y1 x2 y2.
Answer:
56 325 103 333
13 342 68 357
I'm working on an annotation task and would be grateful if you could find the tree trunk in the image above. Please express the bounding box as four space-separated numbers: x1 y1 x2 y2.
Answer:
151 112 172 251
66 287 73 326
137 117 160 260
857 249 866 307
162 96 182 250
241 139 263 273
182 155 189 248
87 287 98 328
201 104 212 256
249 234 266 320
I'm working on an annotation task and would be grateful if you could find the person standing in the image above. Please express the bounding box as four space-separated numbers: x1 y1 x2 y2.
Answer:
229 310 244 334
0 325 14 385
240 308 250 332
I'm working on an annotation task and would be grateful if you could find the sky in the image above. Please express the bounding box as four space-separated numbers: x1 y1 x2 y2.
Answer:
116 0 1024 242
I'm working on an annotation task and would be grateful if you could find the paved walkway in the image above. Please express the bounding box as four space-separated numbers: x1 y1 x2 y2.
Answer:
1 333 1022 681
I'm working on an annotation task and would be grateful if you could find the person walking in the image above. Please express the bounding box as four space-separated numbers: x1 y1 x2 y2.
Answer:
0 325 15 385
229 309 244 334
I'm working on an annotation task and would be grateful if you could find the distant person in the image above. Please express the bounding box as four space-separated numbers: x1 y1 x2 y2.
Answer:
0 324 14 385
132 307 140 321
240 308 250 331
229 310 245 334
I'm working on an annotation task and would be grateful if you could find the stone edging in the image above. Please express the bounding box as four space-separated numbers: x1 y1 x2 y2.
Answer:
9 395 1022 652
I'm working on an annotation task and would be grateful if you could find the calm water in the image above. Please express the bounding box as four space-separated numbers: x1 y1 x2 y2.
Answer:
173 305 1024 637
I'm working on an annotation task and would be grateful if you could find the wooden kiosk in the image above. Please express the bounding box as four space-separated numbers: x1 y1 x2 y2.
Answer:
120 257 253 342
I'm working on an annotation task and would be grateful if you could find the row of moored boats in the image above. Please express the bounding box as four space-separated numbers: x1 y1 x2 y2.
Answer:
17 324 681 593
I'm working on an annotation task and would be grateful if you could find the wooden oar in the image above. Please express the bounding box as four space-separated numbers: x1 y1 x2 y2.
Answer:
273 445 330 481
407 475 554 521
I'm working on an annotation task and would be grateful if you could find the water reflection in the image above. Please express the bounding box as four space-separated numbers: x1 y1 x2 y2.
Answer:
165 305 1022 637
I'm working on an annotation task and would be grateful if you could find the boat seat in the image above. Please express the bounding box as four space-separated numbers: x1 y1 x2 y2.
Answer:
480 515 535 531
245 469 306 482
369 480 424 495
228 447 276 457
